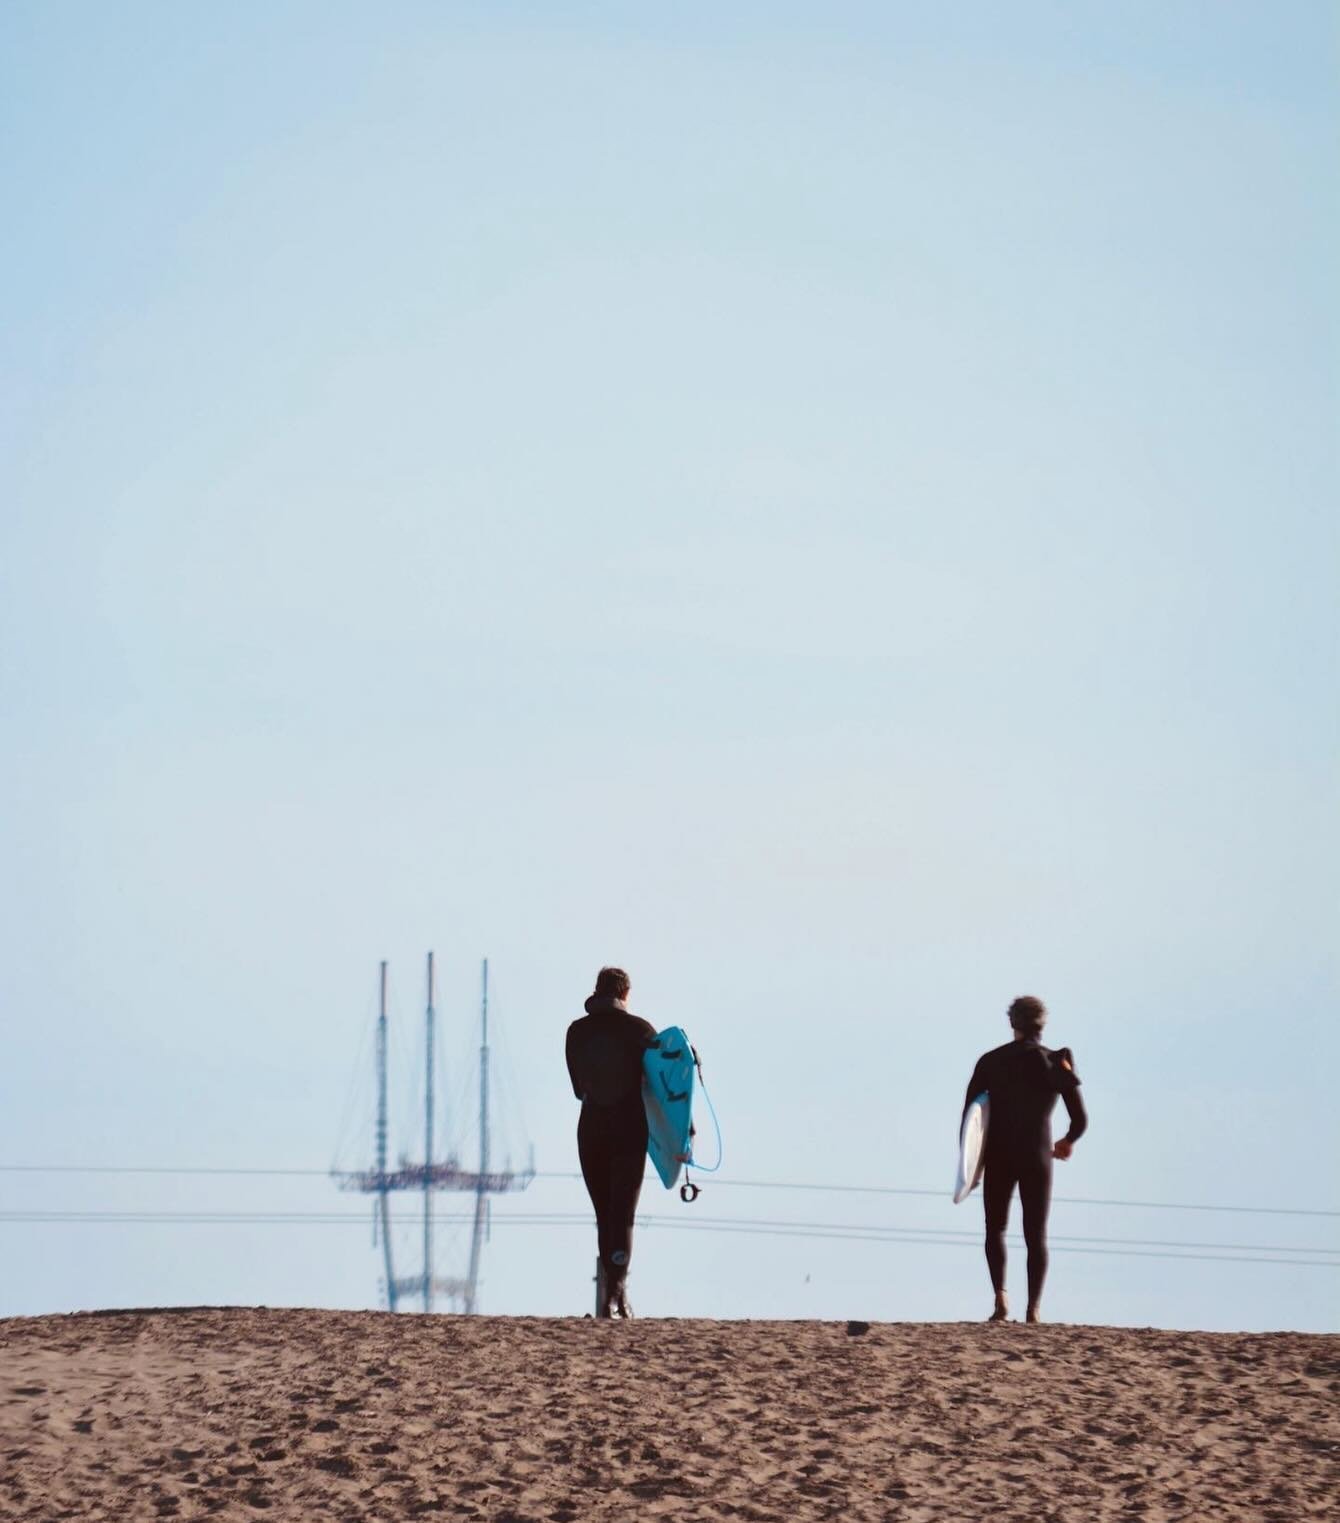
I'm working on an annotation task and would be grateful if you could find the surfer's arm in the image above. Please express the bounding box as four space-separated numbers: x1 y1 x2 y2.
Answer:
564 1026 584 1102
962 1059 987 1124
1058 1085 1086 1144
1055 1052 1087 1144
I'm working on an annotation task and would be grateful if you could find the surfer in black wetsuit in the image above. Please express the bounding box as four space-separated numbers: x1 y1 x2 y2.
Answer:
963 995 1087 1324
566 967 658 1319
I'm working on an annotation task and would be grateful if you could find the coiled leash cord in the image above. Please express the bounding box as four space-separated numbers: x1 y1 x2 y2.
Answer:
680 1048 723 1203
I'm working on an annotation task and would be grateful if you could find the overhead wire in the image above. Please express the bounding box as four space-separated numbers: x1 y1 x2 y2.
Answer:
1 1163 1337 1219
0 1209 1335 1270
534 1173 1340 1219
496 1037 533 1177
329 1013 376 1176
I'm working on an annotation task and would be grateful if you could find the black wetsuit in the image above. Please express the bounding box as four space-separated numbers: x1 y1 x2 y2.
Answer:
565 996 658 1293
963 1037 1087 1308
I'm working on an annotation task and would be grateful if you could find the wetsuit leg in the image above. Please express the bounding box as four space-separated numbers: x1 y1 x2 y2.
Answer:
982 1159 1017 1295
577 1103 647 1293
577 1120 614 1267
1017 1155 1053 1309
602 1142 646 1288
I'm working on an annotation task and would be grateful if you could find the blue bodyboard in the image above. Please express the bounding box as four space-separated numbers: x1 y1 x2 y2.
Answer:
643 1026 696 1189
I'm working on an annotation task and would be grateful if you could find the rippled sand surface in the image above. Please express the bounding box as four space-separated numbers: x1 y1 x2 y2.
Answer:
1 1308 1336 1521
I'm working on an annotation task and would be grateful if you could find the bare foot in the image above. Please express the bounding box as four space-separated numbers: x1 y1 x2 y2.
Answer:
1025 1306 1042 1324
988 1297 1009 1323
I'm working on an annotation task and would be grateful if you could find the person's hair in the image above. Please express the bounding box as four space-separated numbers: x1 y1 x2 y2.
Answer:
1007 995 1047 1035
593 966 631 1001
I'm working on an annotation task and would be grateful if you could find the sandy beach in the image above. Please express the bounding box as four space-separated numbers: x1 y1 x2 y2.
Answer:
1 1308 1335 1521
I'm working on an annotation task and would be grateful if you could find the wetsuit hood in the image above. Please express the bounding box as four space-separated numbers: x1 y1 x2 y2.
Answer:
584 993 629 1017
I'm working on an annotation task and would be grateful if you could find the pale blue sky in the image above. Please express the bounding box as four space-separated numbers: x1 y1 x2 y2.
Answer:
2 2 1336 1329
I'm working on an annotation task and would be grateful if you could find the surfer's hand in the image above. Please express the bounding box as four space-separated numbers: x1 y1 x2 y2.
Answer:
1052 1139 1073 1161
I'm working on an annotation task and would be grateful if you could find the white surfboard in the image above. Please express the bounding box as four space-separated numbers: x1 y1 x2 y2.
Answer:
954 1092 989 1203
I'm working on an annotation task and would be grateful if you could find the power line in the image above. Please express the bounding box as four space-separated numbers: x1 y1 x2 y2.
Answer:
627 1175 1340 1220
0 1169 333 1181
2 1207 1335 1256
0 1209 1334 1270
3 1163 1336 1220
7 1207 1337 1254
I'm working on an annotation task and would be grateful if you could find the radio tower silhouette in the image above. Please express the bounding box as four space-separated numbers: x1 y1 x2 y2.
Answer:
333 954 535 1313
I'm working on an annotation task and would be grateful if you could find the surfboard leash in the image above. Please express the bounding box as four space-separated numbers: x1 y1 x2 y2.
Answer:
680 1049 723 1202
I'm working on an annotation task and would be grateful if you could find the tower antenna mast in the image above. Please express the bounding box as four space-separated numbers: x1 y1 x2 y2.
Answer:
464 959 490 1314
375 961 397 1310
422 950 435 1314
334 954 533 1313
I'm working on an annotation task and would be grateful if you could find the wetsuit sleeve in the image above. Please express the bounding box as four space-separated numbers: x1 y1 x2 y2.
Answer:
963 1057 987 1122
565 1024 583 1102
1053 1047 1087 1144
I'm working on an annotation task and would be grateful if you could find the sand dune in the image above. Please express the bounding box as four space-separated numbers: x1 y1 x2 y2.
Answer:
1 1308 1336 1521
